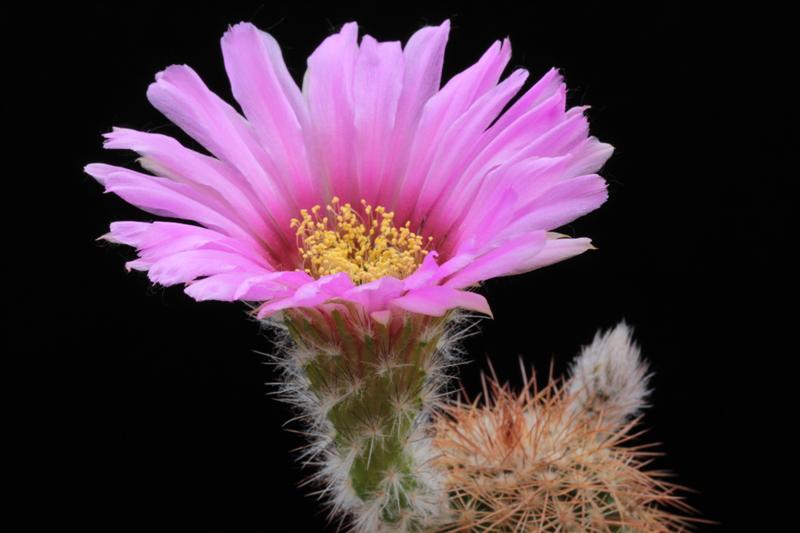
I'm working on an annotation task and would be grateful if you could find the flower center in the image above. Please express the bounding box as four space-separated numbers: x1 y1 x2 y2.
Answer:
291 197 432 284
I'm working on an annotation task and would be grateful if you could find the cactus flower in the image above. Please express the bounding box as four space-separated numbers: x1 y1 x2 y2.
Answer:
88 21 613 531
87 20 611 321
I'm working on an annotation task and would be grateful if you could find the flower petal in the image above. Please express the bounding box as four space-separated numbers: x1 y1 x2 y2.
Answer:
396 38 511 222
146 64 296 235
505 174 608 235
441 88 570 231
146 250 268 286
490 67 564 133
102 128 284 251
184 270 310 302
105 221 271 269
522 237 595 271
234 271 312 300
340 276 405 313
302 22 360 202
505 106 592 162
86 164 264 250
564 137 615 177
444 231 548 289
392 286 492 317
183 272 265 301
402 251 443 290
353 35 404 204
377 20 450 207
221 23 317 208
256 273 356 318
412 69 529 228
446 156 570 253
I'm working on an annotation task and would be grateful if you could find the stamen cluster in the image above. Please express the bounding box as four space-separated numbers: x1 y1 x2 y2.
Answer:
291 197 432 284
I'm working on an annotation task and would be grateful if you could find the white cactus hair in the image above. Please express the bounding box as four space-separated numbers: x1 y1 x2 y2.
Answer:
258 311 479 532
568 321 652 427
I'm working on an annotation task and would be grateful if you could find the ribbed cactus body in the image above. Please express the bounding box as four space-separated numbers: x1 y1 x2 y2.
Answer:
277 307 454 531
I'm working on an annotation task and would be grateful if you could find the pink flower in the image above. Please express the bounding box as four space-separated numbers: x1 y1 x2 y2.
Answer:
87 21 612 321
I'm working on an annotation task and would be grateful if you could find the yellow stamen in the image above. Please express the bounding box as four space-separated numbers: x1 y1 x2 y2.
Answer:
292 200 431 284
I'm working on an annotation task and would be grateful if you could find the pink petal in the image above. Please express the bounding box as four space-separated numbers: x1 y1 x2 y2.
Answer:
221 23 317 209
86 164 264 250
436 251 482 279
102 221 150 246
504 174 608 235
412 69 529 228
417 69 571 244
563 137 615 177
391 286 492 317
442 88 569 228
353 35 404 204
146 65 296 234
183 272 265 301
105 221 271 269
443 231 547 289
489 67 564 133
444 185 519 258
377 20 450 207
402 251 442 290
505 107 591 163
234 270 312 300
468 188 520 249
102 128 283 249
395 38 511 222
340 276 405 313
521 237 595 270
184 270 311 302
146 250 269 286
302 22 360 202
256 273 356 318
444 156 572 254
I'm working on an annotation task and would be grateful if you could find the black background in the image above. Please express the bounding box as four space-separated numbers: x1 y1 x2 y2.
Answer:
5 2 792 531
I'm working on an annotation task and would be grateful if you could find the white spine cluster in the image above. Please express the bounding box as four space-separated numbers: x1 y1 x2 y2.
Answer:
567 321 651 428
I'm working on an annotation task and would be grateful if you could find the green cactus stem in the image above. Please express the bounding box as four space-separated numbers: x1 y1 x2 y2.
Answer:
278 306 454 531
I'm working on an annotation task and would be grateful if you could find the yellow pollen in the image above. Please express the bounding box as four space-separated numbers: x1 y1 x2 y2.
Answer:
291 199 432 284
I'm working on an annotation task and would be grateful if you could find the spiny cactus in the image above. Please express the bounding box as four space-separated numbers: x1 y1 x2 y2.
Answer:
269 316 698 532
267 307 473 532
431 323 694 532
